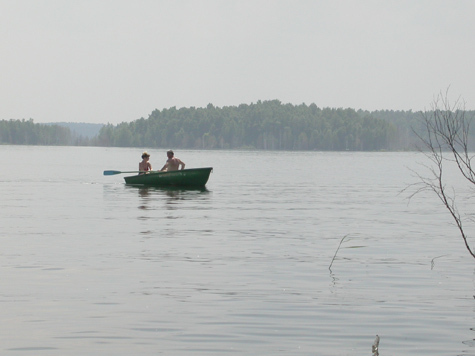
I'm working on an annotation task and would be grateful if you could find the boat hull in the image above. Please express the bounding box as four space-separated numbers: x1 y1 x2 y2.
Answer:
124 167 213 187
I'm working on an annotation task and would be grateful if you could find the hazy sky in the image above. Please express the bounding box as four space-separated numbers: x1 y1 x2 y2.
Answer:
2 0 475 124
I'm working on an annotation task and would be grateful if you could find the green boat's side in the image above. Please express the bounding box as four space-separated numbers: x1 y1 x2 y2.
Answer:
124 167 213 187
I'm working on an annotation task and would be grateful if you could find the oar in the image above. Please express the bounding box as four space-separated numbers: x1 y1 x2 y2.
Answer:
103 170 145 176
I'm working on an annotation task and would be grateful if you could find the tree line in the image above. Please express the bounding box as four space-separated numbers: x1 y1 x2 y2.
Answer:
93 100 428 151
95 100 400 150
2 101 475 151
0 119 74 145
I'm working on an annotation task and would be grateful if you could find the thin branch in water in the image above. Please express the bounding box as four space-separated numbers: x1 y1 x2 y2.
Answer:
407 89 475 260
431 254 449 270
329 235 348 271
372 335 380 356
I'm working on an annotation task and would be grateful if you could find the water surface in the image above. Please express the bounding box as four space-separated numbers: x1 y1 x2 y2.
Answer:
1 146 475 355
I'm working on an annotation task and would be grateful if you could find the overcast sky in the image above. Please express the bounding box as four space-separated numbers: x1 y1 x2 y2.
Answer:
1 0 475 124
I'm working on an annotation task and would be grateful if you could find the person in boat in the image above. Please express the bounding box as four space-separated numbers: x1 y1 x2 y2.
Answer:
139 151 152 174
160 149 185 171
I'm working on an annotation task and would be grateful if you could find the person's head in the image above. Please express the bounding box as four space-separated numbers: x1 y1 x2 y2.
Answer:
167 149 174 158
142 151 150 159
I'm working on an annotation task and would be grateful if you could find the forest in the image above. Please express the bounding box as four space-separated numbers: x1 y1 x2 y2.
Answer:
2 100 474 151
0 119 73 145
93 100 430 151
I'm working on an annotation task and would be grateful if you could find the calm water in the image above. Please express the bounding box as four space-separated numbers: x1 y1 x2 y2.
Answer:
2 145 475 355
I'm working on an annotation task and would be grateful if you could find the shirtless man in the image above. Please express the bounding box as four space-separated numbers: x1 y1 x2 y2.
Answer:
138 151 152 173
160 150 185 171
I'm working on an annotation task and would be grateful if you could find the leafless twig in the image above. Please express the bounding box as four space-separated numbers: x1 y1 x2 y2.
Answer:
408 89 475 260
329 235 348 272
372 335 380 356
431 254 449 270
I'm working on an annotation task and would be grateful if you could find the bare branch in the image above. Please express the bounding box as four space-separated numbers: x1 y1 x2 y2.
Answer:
329 235 348 272
410 89 475 260
372 335 380 356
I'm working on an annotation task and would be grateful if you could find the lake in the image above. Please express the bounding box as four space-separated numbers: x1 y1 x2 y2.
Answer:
1 145 475 355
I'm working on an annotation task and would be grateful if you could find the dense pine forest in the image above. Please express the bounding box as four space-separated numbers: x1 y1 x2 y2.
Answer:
2 100 474 151
0 119 73 145
93 100 434 151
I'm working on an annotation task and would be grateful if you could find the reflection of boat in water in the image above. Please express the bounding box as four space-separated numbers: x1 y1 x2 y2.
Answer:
124 167 213 187
133 185 210 197
127 184 210 207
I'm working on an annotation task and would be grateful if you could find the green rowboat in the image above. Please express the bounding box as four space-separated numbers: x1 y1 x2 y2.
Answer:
124 167 213 187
